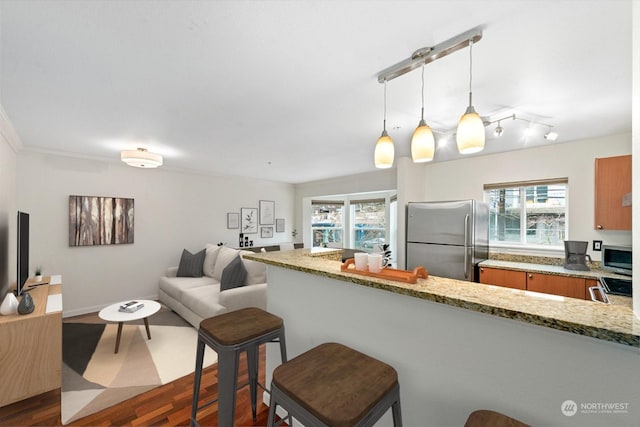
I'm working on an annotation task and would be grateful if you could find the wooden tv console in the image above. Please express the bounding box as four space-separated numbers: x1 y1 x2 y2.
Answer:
0 276 62 407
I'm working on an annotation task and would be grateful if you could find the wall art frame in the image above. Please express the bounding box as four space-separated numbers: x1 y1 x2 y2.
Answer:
69 195 134 246
241 207 258 234
261 226 274 238
227 212 239 229
276 218 285 233
259 200 275 225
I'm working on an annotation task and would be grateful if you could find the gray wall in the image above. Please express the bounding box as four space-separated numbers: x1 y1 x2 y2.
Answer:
17 151 295 316
394 133 632 268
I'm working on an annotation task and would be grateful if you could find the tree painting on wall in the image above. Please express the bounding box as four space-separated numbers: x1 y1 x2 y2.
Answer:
241 207 258 234
69 195 134 246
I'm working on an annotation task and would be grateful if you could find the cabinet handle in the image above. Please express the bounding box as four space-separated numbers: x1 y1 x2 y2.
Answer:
528 274 533 279
597 225 603 229
480 268 484 272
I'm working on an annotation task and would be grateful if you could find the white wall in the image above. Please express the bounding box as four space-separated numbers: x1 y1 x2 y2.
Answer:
401 133 632 264
266 265 640 427
17 151 295 316
294 169 396 246
0 106 19 297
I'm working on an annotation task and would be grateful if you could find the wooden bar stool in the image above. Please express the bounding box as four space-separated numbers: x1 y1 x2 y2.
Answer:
190 307 287 427
267 342 402 427
464 409 530 427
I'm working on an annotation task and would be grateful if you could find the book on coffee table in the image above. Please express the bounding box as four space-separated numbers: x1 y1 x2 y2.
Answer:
119 300 145 313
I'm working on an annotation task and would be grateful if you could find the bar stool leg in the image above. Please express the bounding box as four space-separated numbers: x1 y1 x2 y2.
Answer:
190 338 206 427
246 345 259 421
392 399 403 427
278 330 288 363
217 349 240 427
266 384 279 427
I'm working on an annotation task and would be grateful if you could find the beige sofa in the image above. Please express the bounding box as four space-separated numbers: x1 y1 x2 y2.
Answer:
158 245 267 328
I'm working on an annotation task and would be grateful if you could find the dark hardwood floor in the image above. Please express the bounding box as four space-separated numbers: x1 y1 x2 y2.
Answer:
0 346 278 426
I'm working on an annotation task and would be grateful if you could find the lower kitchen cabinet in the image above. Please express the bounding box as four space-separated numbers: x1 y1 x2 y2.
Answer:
526 272 586 299
479 267 526 290
479 267 597 300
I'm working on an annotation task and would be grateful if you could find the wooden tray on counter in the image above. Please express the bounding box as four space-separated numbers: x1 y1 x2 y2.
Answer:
340 258 429 284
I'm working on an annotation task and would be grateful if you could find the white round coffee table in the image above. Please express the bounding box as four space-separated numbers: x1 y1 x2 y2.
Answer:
98 300 161 353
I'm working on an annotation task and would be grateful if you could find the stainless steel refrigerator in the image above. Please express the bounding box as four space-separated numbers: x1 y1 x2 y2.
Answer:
406 200 489 282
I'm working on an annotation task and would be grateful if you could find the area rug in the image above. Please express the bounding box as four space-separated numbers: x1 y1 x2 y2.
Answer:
61 306 217 424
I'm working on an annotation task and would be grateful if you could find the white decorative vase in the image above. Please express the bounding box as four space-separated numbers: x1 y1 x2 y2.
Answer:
0 293 19 315
35 275 43 282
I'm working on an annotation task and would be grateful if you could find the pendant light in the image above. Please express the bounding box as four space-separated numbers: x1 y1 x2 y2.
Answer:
411 64 435 163
374 80 394 168
456 39 485 154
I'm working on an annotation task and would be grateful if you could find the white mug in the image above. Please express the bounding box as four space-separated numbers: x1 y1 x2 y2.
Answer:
368 253 382 273
354 252 369 271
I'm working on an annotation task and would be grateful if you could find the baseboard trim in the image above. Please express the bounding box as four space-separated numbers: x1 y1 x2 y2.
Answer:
62 293 159 318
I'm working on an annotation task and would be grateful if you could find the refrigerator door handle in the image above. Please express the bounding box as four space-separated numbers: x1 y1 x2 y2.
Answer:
464 214 470 279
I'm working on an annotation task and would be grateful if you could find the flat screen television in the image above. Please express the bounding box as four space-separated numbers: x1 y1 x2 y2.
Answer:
17 211 29 296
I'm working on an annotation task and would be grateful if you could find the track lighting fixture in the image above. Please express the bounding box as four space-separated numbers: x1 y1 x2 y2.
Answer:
374 27 557 165
484 114 557 141
374 80 394 168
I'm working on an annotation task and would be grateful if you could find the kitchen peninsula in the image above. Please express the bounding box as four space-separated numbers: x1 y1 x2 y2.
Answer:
246 249 639 427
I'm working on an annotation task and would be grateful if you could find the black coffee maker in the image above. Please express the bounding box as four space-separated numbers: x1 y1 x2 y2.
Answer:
564 240 592 271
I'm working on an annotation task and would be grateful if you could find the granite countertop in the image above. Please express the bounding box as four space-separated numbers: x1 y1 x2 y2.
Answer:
245 249 640 348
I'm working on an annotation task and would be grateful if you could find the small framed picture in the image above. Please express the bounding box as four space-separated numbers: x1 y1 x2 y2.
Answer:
227 212 239 229
261 226 274 238
241 207 258 234
259 200 275 225
276 218 285 233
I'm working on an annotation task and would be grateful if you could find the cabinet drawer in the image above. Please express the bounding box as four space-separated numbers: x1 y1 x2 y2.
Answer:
526 273 586 299
479 267 527 290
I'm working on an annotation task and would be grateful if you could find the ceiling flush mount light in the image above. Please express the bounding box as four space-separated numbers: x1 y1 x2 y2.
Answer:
121 148 163 168
374 80 395 169
456 39 485 154
411 64 435 163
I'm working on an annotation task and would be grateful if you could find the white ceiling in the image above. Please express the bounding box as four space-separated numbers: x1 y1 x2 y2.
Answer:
0 0 632 184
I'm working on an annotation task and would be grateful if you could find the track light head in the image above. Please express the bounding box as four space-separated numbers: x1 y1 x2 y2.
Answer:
494 122 503 137
544 131 559 141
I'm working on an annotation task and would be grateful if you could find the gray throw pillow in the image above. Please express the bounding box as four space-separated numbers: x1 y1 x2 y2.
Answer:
220 255 247 291
176 248 206 277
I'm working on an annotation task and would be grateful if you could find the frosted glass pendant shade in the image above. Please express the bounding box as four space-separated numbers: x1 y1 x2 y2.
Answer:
411 120 435 163
374 131 394 168
456 106 485 154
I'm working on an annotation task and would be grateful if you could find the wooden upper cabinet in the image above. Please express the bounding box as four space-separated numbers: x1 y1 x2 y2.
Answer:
479 267 527 290
594 154 632 230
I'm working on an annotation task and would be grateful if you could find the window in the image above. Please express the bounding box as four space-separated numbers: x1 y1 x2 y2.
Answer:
311 201 344 247
484 179 567 247
351 199 386 252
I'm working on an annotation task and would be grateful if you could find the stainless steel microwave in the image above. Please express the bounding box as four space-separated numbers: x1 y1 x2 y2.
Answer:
601 245 632 276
